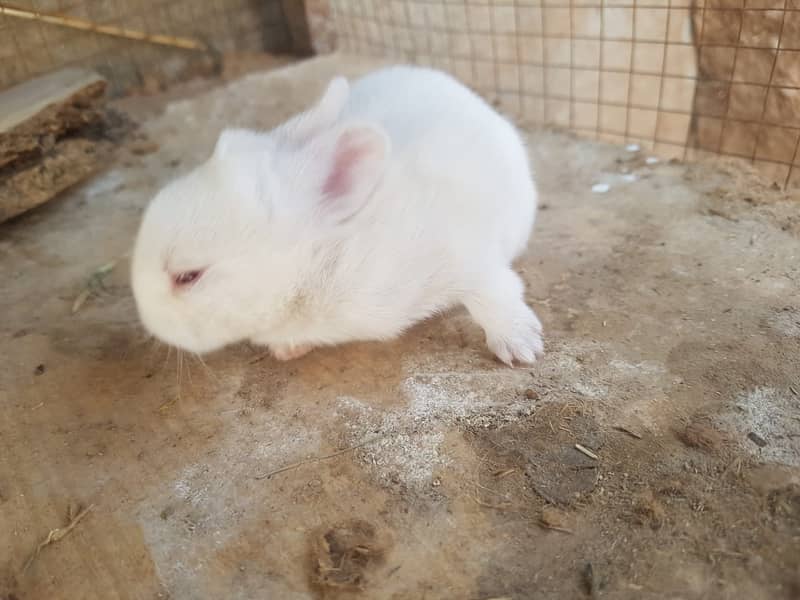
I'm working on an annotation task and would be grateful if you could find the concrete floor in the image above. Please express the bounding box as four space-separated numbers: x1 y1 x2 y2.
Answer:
1 55 799 600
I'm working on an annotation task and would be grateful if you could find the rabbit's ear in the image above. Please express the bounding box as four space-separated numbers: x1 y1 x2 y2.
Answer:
287 122 390 226
213 128 270 159
277 77 350 145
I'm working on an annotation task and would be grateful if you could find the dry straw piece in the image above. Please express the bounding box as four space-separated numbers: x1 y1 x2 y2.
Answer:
0 3 206 51
22 504 95 574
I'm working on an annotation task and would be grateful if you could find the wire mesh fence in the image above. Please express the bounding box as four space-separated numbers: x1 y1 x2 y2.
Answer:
329 0 800 189
1 0 798 187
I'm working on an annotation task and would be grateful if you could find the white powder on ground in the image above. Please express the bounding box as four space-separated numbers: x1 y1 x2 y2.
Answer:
337 345 620 490
336 357 537 490
609 359 667 377
719 387 800 467
140 407 321 593
768 309 800 337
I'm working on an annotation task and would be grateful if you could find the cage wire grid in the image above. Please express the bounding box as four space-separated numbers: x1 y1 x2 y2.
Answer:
1 1 799 188
330 0 800 189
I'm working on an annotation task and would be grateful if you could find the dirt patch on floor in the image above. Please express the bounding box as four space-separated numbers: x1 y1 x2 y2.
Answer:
1 54 799 599
310 519 390 593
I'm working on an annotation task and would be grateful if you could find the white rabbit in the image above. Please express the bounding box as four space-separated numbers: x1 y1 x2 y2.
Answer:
131 65 543 365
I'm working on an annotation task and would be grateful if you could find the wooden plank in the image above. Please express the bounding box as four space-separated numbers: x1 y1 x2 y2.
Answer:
0 68 107 170
0 68 105 132
0 137 112 223
0 68 129 224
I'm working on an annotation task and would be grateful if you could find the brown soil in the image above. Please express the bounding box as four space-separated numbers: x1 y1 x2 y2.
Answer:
1 54 799 600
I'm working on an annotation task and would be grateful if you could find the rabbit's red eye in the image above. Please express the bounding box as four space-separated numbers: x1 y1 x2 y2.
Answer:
172 269 204 287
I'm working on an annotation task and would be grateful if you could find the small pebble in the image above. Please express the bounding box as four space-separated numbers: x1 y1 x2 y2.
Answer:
592 183 610 194
747 431 767 447
524 388 539 400
645 156 660 165
626 144 640 152
34 364 45 376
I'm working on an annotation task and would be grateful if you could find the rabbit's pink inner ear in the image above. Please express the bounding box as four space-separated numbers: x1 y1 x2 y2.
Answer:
322 132 364 199
321 128 385 201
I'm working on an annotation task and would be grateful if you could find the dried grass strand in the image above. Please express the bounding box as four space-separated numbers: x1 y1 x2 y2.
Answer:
0 3 206 51
22 504 94 574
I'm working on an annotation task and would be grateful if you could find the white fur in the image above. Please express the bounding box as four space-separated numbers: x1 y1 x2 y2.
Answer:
131 65 543 364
